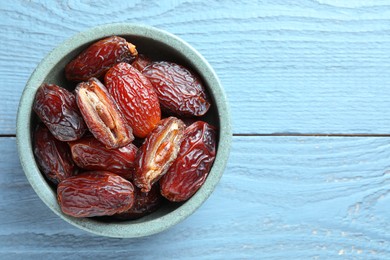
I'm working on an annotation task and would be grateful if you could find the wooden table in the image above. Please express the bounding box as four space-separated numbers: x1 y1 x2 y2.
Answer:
1 1 390 258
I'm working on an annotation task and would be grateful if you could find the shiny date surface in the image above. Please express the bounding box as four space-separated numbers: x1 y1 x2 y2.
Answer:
134 117 185 192
75 77 134 149
65 36 138 81
114 184 162 220
160 121 217 202
105 62 161 138
143 61 210 117
33 83 86 142
33 124 77 185
57 171 135 218
69 135 137 180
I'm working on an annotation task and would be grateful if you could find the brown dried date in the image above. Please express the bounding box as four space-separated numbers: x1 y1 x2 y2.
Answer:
142 61 210 117
65 36 138 81
114 184 162 220
134 117 185 192
57 171 135 217
33 83 87 141
160 121 217 202
131 54 152 72
75 77 134 149
105 62 161 138
69 135 137 180
33 124 76 185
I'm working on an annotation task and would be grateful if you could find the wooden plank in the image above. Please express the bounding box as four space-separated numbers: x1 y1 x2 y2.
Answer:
1 136 390 258
2 1 390 135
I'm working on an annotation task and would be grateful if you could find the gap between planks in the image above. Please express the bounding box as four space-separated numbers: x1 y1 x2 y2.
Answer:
0 134 16 138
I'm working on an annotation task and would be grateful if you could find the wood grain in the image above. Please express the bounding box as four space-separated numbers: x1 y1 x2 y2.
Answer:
1 136 389 258
1 0 390 134
2 1 390 259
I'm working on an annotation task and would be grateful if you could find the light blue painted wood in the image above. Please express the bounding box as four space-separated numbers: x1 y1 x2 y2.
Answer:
1 0 390 134
1 0 390 259
1 137 390 258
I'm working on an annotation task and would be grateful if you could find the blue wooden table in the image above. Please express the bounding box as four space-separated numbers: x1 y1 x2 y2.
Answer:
1 0 390 258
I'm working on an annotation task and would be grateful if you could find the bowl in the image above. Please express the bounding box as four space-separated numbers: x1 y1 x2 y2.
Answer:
16 23 232 238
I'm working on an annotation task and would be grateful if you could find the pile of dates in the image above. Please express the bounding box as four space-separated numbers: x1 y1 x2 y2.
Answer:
33 36 217 220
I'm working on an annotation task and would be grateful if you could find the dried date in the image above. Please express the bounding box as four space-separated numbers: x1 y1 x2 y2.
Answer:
75 77 134 149
105 62 161 138
114 184 162 220
134 117 185 192
57 171 135 217
65 36 138 81
69 135 137 179
160 121 217 202
33 83 86 141
142 61 210 117
33 124 76 185
131 54 152 72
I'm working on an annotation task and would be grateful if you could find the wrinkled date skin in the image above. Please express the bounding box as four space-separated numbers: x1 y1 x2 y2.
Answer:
114 184 162 220
69 135 137 179
34 124 76 185
134 117 185 192
105 62 161 138
131 54 152 72
160 121 217 202
75 77 134 149
65 36 138 81
57 171 135 217
142 61 211 117
33 83 87 141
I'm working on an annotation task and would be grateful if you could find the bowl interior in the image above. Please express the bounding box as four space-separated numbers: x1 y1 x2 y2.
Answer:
20 24 231 238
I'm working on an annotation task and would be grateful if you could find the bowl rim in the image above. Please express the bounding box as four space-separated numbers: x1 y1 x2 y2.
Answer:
16 23 232 238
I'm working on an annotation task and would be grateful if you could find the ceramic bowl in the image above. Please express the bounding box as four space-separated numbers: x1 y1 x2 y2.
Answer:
16 23 232 238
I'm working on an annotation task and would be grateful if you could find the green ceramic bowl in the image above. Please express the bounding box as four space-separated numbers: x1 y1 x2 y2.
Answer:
16 23 232 238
